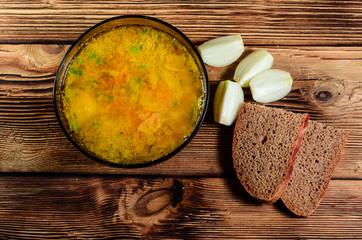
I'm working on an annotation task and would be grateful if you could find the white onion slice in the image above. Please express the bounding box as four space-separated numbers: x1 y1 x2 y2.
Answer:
198 35 244 67
214 80 244 126
249 69 293 103
233 50 274 87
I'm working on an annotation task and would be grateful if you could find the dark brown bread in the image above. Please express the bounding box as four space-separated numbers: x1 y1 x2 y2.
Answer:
232 102 309 204
281 121 348 217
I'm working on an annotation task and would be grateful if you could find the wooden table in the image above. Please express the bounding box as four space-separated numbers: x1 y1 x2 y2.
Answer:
1 1 361 239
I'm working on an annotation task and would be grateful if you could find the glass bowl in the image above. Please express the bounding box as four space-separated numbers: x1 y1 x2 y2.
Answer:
53 15 209 167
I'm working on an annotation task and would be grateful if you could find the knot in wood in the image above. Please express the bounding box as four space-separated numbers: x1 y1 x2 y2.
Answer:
133 180 184 217
134 189 172 217
314 90 332 102
309 79 344 106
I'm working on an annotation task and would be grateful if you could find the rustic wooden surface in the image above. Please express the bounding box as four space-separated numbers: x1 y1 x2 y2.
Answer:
0 0 361 239
0 176 361 239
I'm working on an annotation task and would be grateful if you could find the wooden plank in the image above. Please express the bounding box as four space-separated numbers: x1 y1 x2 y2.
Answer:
0 44 361 178
0 176 360 239
0 0 362 45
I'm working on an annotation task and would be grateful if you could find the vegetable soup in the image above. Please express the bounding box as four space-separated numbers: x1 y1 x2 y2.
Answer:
61 25 204 165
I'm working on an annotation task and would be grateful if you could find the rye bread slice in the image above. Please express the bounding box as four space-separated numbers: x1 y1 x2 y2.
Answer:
232 102 309 204
281 121 348 217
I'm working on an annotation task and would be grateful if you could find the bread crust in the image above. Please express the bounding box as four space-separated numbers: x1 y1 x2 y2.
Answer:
266 113 309 204
232 102 247 170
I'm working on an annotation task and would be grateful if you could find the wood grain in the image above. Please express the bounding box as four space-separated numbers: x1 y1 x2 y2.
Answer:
1 1 361 239
0 0 362 46
0 44 361 178
0 175 360 239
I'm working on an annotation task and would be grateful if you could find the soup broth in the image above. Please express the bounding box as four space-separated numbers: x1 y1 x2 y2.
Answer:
61 25 204 165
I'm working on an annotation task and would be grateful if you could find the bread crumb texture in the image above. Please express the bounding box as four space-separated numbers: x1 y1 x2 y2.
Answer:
233 103 306 202
281 121 348 216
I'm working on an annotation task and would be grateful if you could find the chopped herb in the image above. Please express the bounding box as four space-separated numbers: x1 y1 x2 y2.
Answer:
69 66 76 75
143 28 149 34
70 118 79 131
70 67 83 76
87 51 97 60
130 46 139 54
73 112 77 119
96 57 104 66
107 95 114 102
96 90 103 98
76 58 83 65
85 79 99 87
66 88 76 98
140 64 147 69
77 69 83 76
139 44 144 50
93 120 100 126
179 79 182 85
118 131 123 137
173 99 180 106
135 77 144 84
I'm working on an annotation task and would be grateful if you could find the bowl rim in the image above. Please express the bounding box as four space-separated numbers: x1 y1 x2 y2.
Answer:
53 15 209 168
